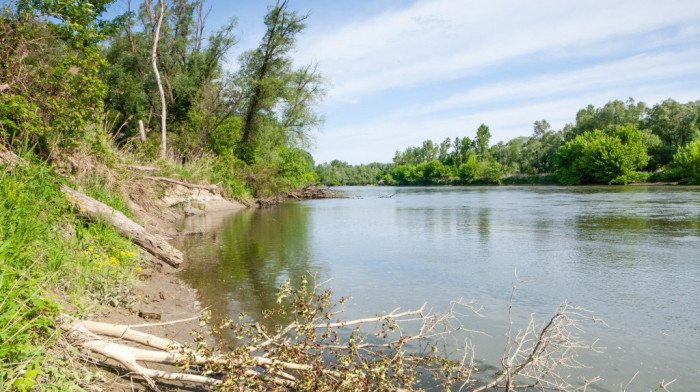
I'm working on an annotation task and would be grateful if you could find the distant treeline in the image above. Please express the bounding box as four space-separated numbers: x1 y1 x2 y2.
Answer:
315 98 700 185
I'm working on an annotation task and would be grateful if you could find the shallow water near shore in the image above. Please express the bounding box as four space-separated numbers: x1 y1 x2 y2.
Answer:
176 185 700 390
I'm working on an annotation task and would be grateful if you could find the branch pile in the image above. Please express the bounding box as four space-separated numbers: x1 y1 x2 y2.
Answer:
59 277 621 391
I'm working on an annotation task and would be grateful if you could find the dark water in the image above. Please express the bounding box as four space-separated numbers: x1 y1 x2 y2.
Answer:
176 186 700 390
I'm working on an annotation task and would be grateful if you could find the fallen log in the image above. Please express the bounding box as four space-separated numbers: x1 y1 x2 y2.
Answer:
61 320 221 390
60 185 183 268
143 176 220 193
61 317 299 390
116 163 159 172
0 147 26 166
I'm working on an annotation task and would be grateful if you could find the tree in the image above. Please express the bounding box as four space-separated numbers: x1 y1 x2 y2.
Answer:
665 139 700 184
458 155 479 183
0 0 116 150
104 0 239 153
555 126 648 185
646 99 700 149
236 0 311 164
476 123 491 160
568 99 647 140
150 0 167 158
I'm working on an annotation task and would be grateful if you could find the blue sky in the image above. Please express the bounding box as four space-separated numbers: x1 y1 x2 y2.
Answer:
107 0 700 164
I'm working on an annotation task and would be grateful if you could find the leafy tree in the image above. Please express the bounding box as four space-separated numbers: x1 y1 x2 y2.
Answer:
0 0 116 149
566 99 647 140
389 164 415 185
458 155 479 183
645 99 700 149
235 1 322 164
104 0 238 153
555 126 648 185
477 160 503 184
665 139 700 184
475 123 491 160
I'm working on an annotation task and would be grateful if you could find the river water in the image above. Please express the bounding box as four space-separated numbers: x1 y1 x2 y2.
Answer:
176 186 700 390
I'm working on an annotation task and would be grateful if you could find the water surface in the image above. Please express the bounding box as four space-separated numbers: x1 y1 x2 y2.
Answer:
176 186 700 390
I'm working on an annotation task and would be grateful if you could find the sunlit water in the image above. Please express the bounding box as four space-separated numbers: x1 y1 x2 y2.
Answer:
175 186 700 390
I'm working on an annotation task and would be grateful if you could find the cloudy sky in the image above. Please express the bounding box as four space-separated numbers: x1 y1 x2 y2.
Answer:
109 0 700 164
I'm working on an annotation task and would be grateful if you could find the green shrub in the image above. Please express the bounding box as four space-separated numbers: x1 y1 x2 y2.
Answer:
665 139 700 184
458 155 479 183
555 126 648 184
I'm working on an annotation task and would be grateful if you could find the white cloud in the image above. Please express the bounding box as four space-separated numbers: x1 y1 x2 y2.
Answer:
298 0 700 101
418 48 700 114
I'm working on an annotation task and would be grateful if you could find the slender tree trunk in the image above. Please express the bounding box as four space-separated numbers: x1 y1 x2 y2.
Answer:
151 0 167 159
138 120 146 142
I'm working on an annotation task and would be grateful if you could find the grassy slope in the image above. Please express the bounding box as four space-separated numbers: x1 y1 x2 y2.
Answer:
0 155 140 390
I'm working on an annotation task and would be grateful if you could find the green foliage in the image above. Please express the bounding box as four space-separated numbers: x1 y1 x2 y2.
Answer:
0 1 113 150
315 161 389 186
645 99 700 149
209 153 250 199
458 155 479 183
501 173 559 185
277 146 315 189
104 0 238 151
208 117 242 156
566 98 647 140
235 2 323 165
0 155 140 389
476 160 503 184
476 123 491 159
0 95 46 143
555 126 648 185
665 139 700 184
102 0 322 194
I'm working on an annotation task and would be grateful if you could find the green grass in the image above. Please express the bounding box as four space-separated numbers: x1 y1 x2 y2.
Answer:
0 154 141 390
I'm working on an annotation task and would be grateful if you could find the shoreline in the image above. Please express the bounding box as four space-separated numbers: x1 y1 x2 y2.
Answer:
81 184 339 390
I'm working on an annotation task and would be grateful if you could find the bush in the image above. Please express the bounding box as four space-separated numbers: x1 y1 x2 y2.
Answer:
665 140 700 184
458 155 479 183
555 126 648 185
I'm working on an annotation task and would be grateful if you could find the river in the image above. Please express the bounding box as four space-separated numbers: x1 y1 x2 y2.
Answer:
175 185 700 391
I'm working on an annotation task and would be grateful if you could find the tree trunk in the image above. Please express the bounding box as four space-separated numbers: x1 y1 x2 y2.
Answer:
152 0 167 159
138 119 147 142
60 185 183 268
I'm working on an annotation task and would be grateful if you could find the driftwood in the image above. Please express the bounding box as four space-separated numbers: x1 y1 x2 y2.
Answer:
0 147 26 166
116 163 159 172
60 185 183 268
61 318 221 389
143 176 220 193
61 317 302 390
258 186 340 208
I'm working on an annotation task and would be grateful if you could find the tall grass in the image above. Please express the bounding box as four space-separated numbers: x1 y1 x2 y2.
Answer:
0 154 140 389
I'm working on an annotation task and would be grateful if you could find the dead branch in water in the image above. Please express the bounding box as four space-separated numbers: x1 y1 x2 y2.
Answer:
59 276 618 391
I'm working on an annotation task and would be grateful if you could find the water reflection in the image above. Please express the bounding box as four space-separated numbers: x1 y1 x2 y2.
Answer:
176 206 325 325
